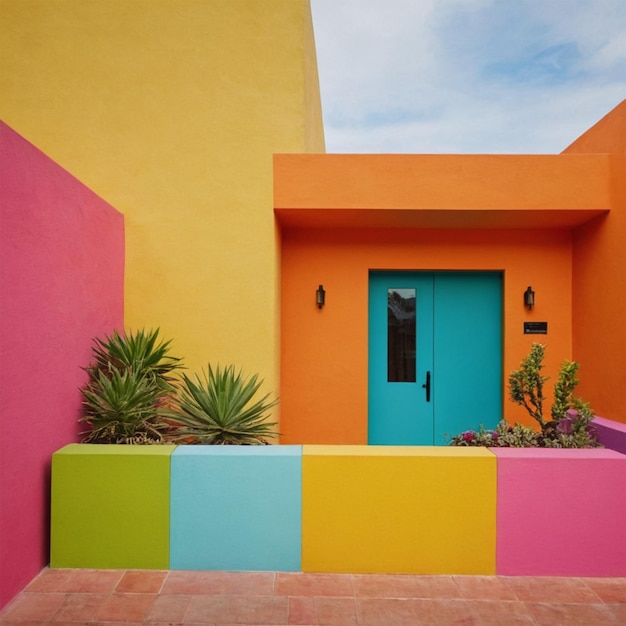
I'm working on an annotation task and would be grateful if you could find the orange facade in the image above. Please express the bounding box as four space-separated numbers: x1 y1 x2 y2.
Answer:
564 103 626 427
275 101 625 443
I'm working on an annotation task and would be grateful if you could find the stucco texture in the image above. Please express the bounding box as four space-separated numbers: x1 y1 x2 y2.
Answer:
0 0 324 383
0 122 124 608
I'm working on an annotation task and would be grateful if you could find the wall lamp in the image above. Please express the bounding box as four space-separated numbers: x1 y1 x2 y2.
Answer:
316 284 326 309
524 286 535 310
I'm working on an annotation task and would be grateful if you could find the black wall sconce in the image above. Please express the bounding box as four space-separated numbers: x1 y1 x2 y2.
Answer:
316 284 326 309
524 286 535 309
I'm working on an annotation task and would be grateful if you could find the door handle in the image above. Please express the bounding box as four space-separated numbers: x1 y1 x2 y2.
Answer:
422 371 431 402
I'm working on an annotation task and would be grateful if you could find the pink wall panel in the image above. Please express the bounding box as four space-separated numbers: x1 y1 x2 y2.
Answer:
0 121 124 609
495 448 626 577
593 416 626 455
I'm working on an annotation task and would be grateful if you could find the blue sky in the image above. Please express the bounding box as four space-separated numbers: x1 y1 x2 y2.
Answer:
310 0 626 153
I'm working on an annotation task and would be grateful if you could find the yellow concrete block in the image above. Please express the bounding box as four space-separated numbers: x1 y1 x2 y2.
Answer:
302 446 496 574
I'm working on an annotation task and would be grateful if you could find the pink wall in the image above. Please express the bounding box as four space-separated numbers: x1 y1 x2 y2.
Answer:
0 121 124 609
593 416 626 455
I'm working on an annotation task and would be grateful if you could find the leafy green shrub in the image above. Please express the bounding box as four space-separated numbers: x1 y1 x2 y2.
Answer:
508 343 547 428
450 343 599 448
543 358 597 447
495 421 543 447
165 364 278 445
79 328 183 444
542 408 598 448
448 420 541 447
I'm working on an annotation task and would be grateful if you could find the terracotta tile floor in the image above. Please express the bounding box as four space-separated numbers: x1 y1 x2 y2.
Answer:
1 569 624 625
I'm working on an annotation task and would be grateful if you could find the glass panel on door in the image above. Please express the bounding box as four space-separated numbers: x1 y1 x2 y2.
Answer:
387 288 416 383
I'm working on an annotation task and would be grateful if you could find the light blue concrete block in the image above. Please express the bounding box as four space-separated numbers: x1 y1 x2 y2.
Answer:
170 445 302 571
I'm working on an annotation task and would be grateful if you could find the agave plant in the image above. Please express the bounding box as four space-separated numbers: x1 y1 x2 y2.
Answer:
80 368 169 443
87 328 182 391
80 328 183 443
166 364 278 444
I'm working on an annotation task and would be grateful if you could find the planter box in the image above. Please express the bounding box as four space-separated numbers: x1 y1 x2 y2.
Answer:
495 447 626 577
50 441 626 576
302 445 497 575
170 445 302 571
50 444 174 569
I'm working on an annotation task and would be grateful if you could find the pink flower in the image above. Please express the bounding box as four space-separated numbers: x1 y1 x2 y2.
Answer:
462 431 475 442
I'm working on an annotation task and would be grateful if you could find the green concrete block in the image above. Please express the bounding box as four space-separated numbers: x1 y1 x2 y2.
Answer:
50 444 174 569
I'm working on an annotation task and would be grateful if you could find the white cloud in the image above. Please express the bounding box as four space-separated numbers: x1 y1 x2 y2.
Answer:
311 0 626 153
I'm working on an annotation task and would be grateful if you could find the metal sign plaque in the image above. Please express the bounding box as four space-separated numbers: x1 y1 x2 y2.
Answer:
524 321 548 334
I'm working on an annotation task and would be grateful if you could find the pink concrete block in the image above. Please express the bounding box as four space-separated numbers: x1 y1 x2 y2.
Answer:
494 448 626 576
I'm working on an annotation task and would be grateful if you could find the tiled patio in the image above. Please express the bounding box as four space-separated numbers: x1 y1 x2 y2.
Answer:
0 569 624 625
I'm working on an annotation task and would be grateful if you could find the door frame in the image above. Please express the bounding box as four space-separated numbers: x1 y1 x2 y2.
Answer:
368 269 504 445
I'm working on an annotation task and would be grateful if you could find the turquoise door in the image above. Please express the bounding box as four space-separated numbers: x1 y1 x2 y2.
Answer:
368 271 502 445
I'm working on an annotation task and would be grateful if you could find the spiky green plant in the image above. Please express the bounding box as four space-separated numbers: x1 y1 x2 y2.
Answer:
166 364 278 444
79 368 169 443
80 328 183 443
88 328 182 390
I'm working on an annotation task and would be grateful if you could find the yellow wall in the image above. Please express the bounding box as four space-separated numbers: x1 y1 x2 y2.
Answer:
0 0 324 419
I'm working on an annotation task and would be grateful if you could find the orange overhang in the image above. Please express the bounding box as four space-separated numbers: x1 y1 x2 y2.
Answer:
273 153 611 229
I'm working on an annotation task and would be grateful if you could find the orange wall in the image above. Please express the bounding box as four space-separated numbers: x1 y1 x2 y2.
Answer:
280 228 572 444
564 101 626 424
275 139 620 441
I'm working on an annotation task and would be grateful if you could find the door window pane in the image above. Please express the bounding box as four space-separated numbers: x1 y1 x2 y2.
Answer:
388 288 416 382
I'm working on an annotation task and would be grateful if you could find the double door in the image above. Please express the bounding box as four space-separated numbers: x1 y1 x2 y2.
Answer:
368 271 502 445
